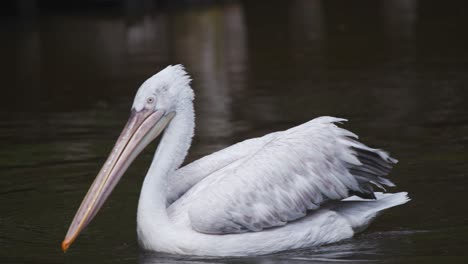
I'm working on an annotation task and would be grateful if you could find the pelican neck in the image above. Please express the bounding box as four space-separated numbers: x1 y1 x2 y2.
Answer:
137 99 194 245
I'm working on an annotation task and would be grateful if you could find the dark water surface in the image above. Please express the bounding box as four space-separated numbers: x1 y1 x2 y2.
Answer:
1 1 468 263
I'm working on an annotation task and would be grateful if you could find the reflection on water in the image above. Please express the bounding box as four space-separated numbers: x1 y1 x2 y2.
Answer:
1 0 468 263
171 3 248 155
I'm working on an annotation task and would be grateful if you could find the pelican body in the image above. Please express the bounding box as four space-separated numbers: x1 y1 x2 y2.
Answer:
62 65 409 256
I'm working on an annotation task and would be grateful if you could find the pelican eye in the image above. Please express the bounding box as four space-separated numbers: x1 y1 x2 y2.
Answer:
147 97 155 104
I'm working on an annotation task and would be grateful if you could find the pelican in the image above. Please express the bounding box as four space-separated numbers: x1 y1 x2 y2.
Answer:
62 65 409 256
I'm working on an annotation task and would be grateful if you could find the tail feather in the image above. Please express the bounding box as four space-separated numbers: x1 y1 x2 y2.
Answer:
333 192 410 232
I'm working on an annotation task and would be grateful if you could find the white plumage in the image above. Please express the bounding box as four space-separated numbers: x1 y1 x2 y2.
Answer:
168 117 383 233
63 65 409 256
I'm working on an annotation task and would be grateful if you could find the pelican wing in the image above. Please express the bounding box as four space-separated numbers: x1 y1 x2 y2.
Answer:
171 117 397 234
167 131 281 205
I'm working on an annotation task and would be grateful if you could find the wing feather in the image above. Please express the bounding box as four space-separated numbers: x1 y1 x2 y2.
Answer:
171 116 397 234
166 132 280 205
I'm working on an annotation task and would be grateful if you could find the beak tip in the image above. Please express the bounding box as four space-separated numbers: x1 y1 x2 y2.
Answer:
61 239 71 253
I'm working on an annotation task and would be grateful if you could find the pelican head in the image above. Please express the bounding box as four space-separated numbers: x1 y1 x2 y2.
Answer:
62 65 192 252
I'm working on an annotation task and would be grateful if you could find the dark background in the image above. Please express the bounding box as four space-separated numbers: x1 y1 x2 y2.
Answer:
1 0 467 263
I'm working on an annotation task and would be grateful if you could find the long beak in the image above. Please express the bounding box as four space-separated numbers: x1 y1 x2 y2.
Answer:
62 108 175 252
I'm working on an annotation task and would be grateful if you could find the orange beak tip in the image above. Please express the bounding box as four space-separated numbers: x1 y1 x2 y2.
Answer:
61 240 71 253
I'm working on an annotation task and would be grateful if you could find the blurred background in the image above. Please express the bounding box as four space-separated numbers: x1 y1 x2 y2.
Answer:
1 0 467 263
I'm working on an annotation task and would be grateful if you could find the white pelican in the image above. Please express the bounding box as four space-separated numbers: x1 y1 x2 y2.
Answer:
62 65 409 256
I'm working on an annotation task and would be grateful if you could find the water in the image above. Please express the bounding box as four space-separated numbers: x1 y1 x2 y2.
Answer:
1 1 468 263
